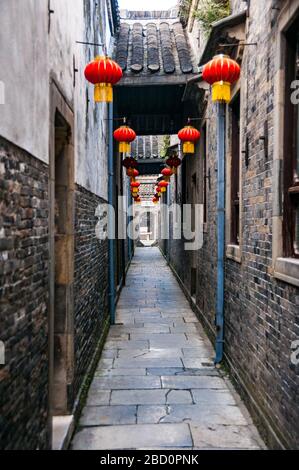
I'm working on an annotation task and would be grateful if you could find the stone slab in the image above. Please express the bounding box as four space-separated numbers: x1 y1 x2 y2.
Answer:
137 404 250 427
85 390 111 406
190 424 261 449
95 368 147 377
90 375 161 390
80 405 137 426
72 423 192 450
111 389 168 405
113 357 183 368
161 376 227 389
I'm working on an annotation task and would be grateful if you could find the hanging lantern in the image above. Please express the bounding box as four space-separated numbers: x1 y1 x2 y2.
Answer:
127 168 135 177
131 181 140 195
114 126 136 153
158 181 169 193
161 167 173 182
166 156 181 174
130 168 139 181
178 126 200 154
84 56 122 103
122 157 138 169
135 197 141 204
155 186 162 197
152 197 159 204
202 54 240 103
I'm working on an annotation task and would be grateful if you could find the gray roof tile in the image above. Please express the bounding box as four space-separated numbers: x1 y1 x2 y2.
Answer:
114 18 195 78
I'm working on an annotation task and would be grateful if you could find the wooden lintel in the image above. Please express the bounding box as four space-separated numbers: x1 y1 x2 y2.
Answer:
116 74 198 87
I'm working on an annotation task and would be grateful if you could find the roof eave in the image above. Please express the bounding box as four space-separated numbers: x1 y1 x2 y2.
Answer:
199 9 247 66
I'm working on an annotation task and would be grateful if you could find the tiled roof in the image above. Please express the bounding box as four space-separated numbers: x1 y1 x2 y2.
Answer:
114 18 195 78
131 135 166 160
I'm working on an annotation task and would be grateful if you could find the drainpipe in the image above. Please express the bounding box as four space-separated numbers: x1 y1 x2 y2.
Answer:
166 186 170 264
215 102 226 364
108 101 115 325
128 179 132 262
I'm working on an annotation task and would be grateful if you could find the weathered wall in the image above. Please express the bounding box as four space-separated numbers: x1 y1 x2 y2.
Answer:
0 0 49 163
0 0 112 199
161 0 299 449
223 0 299 449
49 0 112 199
0 0 119 449
73 185 109 401
0 137 49 450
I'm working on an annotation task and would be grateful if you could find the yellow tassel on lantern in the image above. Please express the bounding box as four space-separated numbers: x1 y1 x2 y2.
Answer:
172 167 177 174
160 187 167 193
94 83 113 103
119 142 131 153
211 81 231 103
132 188 139 194
183 142 195 154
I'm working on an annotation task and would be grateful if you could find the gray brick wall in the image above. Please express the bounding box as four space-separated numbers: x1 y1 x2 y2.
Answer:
0 137 49 450
73 185 109 401
0 145 111 449
161 1 299 449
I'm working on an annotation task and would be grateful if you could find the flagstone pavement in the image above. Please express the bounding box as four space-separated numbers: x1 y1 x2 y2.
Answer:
71 247 265 450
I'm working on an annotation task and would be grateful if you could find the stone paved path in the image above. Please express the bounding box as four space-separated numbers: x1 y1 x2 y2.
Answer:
72 247 265 450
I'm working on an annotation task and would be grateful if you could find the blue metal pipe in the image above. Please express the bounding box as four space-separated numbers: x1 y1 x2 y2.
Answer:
108 102 115 325
215 102 226 364
128 180 132 262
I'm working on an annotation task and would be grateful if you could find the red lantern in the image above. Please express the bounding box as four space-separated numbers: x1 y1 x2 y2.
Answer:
130 168 139 181
135 196 141 204
161 167 173 182
122 157 138 169
158 180 169 193
202 54 240 103
114 126 136 153
152 197 159 204
178 126 200 154
166 156 181 173
131 181 140 195
84 56 122 103
168 156 181 174
155 186 162 197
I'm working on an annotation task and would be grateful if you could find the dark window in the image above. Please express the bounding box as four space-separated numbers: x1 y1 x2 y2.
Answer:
284 19 299 257
230 92 240 245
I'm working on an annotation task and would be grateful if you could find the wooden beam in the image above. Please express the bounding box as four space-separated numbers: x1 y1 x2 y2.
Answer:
116 74 196 87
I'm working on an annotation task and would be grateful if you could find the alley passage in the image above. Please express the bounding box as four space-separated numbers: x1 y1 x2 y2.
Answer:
72 248 264 450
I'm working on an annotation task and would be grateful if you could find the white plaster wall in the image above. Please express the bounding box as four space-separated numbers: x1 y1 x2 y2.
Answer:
0 0 114 199
0 0 49 163
50 0 112 199
74 0 112 199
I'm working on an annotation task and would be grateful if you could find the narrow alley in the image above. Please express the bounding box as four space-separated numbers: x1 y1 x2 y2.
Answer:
72 247 264 450
1 0 299 455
